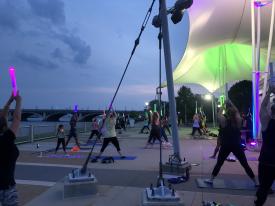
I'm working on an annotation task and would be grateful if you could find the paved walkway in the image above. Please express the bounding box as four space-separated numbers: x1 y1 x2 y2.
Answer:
15 125 275 205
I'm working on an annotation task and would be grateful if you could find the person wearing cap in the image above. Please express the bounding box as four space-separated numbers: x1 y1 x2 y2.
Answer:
255 87 275 206
0 92 21 206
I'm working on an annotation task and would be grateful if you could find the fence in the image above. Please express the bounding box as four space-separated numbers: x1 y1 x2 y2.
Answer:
15 122 92 144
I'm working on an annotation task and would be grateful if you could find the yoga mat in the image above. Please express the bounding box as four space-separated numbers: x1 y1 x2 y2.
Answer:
81 140 102 146
44 154 86 159
67 147 92 150
92 156 137 160
196 178 275 190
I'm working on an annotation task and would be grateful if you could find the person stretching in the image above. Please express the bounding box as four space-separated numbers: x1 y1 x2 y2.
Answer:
0 92 22 206
205 100 257 186
145 112 162 148
65 112 80 148
87 118 100 143
96 111 124 158
55 124 67 154
255 87 275 206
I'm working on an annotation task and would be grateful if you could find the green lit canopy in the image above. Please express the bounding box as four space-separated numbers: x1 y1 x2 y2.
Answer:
172 0 275 92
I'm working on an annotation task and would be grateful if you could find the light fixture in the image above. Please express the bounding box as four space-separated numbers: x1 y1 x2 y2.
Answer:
174 0 193 11
152 15 161 28
171 9 184 24
204 94 212 101
171 0 193 24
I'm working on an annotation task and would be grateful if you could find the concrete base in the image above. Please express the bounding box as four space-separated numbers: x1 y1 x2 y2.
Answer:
141 190 184 206
162 162 191 176
63 175 97 198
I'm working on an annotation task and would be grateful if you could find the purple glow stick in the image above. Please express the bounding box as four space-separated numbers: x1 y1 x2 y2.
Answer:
74 104 78 113
9 67 17 96
254 1 272 7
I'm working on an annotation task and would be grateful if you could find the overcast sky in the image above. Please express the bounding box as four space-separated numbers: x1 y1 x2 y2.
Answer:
0 0 208 110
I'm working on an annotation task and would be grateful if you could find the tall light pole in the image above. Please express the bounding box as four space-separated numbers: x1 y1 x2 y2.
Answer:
205 94 215 128
159 0 181 160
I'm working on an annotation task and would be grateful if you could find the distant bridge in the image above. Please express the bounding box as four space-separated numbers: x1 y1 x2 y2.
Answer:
0 109 142 122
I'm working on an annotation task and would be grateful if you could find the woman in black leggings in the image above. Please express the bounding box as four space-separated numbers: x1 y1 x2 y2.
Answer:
145 112 162 148
205 100 257 185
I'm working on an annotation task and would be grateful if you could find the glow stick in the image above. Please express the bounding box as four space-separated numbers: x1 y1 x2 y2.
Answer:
9 67 17 96
74 104 78 113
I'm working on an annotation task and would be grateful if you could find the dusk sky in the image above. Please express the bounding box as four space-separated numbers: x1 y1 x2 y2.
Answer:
0 0 208 110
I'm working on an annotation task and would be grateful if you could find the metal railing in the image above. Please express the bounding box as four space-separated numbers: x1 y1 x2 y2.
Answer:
15 122 92 144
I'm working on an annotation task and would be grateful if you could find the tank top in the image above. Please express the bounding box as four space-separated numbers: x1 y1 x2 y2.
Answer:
220 120 241 147
259 119 275 166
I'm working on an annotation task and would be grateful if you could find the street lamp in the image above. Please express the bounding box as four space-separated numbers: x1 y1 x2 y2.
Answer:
204 94 216 128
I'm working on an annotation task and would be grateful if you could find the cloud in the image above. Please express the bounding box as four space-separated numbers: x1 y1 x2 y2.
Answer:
0 1 21 31
51 48 64 59
57 34 91 64
15 51 58 70
28 0 65 25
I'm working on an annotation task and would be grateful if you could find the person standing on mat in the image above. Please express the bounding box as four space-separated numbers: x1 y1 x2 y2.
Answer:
255 87 275 206
205 99 257 186
145 112 162 148
87 118 100 143
96 110 125 158
55 124 67 154
0 92 22 206
191 113 202 137
66 112 80 148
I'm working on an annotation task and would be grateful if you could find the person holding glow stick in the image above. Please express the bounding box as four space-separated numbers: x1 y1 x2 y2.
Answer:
9 67 17 97
0 91 22 206
205 100 257 186
96 109 125 159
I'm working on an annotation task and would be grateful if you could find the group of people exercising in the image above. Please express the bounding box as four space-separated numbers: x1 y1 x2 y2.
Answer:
0 84 275 205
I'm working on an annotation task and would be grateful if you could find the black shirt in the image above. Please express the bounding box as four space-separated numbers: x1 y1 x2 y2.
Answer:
150 124 161 139
70 118 77 132
259 119 275 166
220 120 241 147
0 129 19 189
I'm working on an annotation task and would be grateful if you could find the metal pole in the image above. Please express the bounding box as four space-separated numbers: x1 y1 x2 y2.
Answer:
211 96 215 128
263 0 275 97
184 104 187 125
254 5 261 139
160 0 181 159
195 101 198 114
251 0 257 139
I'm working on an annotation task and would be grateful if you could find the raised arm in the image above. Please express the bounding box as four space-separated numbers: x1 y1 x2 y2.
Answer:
1 94 14 119
10 92 22 136
217 106 226 128
260 88 272 131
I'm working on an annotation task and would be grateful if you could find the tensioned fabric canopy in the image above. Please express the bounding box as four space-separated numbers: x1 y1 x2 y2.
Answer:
172 0 275 92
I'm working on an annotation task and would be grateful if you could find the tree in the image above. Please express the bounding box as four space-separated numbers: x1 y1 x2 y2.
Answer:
176 85 196 124
228 80 252 114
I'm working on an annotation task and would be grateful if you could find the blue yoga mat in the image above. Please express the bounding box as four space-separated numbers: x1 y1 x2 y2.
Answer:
81 141 102 146
92 156 137 160
44 154 86 159
196 178 275 190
